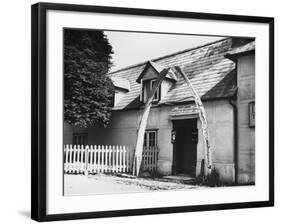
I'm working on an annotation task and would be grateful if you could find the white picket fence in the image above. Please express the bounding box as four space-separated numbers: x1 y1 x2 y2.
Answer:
141 146 159 172
64 144 159 174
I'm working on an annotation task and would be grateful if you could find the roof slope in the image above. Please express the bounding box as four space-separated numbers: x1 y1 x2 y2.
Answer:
109 38 249 110
226 41 255 56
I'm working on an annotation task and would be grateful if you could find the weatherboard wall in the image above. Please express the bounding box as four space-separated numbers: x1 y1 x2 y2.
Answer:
236 54 255 184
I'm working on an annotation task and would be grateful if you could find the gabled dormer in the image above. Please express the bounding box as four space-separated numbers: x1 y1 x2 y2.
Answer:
136 61 177 104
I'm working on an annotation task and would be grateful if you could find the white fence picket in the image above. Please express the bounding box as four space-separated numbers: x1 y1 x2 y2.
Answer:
73 145 77 171
97 145 100 173
89 145 93 172
101 145 104 173
119 146 122 172
112 146 116 173
81 145 84 171
109 146 112 171
123 146 126 173
93 145 97 173
76 145 79 172
69 145 73 173
105 146 108 172
64 145 68 172
116 146 119 172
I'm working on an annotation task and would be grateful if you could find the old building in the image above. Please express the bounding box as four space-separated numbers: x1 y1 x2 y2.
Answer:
64 37 255 184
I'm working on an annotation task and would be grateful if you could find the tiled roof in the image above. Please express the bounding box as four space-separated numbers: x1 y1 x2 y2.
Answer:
109 38 252 110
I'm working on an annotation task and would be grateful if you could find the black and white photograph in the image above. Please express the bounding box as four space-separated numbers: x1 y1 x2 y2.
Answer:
30 2 274 221
63 29 256 196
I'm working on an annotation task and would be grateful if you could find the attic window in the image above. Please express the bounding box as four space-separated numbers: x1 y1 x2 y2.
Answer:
150 79 160 101
140 79 160 103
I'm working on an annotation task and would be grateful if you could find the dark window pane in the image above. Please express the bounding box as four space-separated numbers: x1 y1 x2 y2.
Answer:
151 80 159 101
143 132 147 147
73 133 87 145
152 132 156 147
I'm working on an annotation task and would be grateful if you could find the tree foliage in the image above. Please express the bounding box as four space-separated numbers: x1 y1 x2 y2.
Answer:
64 29 114 127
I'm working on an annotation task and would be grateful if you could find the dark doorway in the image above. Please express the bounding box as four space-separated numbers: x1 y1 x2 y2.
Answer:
172 119 197 177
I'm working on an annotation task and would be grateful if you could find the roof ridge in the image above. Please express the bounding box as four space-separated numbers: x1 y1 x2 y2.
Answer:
109 37 230 75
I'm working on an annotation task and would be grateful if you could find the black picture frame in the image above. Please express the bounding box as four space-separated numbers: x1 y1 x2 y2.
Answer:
31 2 274 222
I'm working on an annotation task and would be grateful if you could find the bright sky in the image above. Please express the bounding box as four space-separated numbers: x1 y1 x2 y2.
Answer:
105 31 224 72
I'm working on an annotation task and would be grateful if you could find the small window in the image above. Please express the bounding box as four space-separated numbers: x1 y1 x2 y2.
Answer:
150 80 160 101
143 130 157 148
73 133 88 146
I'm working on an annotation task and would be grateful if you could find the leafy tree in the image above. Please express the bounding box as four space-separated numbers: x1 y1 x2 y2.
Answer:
64 29 114 127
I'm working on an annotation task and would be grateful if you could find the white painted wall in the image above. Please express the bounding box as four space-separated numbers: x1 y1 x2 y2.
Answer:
114 90 126 106
65 100 234 180
196 100 235 182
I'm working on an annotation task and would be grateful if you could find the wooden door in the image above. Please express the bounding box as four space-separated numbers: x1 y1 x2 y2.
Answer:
172 119 197 176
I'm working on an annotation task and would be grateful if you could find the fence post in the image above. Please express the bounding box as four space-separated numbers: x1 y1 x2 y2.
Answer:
97 145 100 173
115 145 119 173
89 145 93 174
101 145 104 173
123 146 126 173
112 146 115 173
85 145 89 176
109 145 112 173
93 145 97 173
70 145 74 173
105 145 108 173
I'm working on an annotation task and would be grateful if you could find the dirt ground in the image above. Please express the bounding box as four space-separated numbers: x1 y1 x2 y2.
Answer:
64 173 207 196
